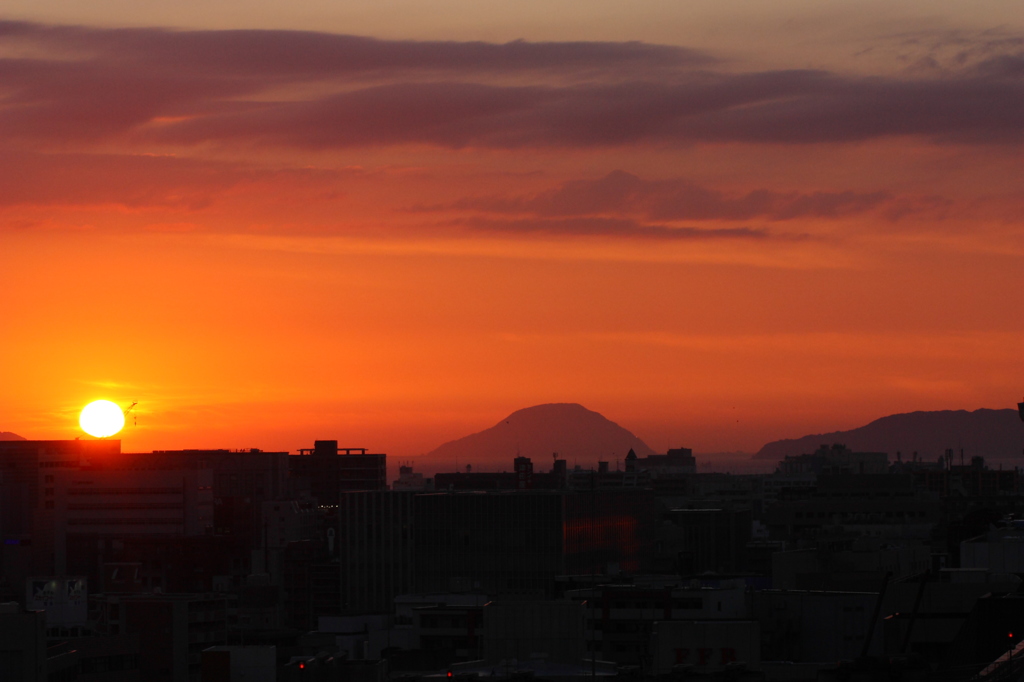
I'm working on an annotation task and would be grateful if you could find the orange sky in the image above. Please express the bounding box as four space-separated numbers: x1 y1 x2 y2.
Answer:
1 6 1022 463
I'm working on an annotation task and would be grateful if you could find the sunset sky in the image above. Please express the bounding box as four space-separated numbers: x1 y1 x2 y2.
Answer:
2 2 1022 463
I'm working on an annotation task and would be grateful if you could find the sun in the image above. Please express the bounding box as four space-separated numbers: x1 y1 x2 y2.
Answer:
79 400 125 438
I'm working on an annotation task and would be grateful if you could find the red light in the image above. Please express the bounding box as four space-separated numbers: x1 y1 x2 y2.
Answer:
299 662 305 669
447 672 452 678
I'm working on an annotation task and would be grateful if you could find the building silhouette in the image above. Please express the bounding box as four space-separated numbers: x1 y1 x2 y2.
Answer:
289 441 386 507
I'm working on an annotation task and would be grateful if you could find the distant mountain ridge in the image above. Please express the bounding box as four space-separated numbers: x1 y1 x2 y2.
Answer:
755 408 1024 462
423 403 654 468
0 432 25 441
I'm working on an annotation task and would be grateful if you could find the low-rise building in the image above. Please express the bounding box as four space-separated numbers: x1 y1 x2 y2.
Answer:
95 593 228 682
751 589 883 662
0 602 48 682
778 444 888 476
636 447 697 476
649 620 760 674
483 600 586 664
200 645 276 682
772 542 931 591
568 580 748 665
962 527 1024 573
392 593 488 656
392 465 433 492
763 474 939 546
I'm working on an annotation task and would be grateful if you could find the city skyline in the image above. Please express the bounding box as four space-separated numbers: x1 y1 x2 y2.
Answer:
5 4 1024 680
2 2 1022 462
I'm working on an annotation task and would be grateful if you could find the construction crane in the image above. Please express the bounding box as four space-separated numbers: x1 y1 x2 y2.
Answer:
124 401 138 427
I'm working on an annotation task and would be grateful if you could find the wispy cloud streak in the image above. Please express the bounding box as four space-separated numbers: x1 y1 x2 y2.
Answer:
447 215 781 240
443 171 893 222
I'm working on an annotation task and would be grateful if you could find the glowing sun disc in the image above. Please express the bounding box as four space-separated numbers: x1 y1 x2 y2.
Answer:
80 400 125 438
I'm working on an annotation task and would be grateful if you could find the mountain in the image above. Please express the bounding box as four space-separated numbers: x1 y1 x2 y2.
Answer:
754 408 1024 462
423 403 655 469
0 432 25 441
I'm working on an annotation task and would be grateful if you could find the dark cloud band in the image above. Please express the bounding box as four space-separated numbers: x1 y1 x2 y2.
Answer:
1 21 1021 149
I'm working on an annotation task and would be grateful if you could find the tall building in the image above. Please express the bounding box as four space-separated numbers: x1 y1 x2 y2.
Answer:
51 466 213 535
43 460 214 583
68 535 240 595
0 440 121 590
0 440 293 592
338 491 415 614
289 441 386 507
667 508 753 574
414 490 659 597
135 448 290 547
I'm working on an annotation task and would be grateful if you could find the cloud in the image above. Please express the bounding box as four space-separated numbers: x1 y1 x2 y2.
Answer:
447 215 784 241
0 21 1021 150
112 74 1024 149
0 151 832 242
0 21 710 144
866 26 1024 76
446 170 892 222
0 20 709 78
0 149 348 209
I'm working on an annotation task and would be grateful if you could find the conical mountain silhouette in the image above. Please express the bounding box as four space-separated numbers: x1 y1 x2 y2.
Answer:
755 408 1024 461
0 432 25 441
425 403 654 467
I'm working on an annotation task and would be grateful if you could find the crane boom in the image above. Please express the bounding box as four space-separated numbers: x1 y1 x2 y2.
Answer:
124 401 138 427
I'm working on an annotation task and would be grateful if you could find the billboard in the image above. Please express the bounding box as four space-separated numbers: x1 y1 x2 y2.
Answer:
26 576 87 626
